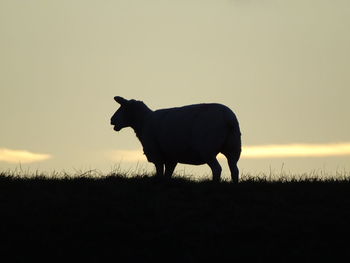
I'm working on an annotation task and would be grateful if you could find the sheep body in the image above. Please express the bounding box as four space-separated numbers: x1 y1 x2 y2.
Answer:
111 96 241 182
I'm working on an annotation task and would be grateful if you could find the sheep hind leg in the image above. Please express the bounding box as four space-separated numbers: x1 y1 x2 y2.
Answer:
164 162 177 179
228 158 239 184
207 158 222 182
223 153 239 183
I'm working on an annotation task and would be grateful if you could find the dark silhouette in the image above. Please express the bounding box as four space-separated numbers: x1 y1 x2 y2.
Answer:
2 174 350 261
111 96 241 182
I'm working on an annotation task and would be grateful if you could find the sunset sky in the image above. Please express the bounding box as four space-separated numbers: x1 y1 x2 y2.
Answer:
1 0 349 178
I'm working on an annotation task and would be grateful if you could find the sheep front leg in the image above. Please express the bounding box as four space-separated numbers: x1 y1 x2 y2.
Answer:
154 163 164 177
164 162 177 178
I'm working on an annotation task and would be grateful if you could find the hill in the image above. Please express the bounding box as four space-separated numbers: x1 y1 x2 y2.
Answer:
1 172 350 261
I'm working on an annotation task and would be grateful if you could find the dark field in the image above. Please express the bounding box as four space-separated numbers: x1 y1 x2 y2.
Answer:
1 172 350 262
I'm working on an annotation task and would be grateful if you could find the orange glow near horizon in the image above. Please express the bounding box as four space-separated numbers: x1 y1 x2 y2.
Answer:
242 143 350 159
110 142 350 162
0 148 52 164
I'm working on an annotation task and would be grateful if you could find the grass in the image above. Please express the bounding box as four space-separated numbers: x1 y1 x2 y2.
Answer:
1 170 350 261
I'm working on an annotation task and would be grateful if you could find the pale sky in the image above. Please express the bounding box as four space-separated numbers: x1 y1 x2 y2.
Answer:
1 0 350 178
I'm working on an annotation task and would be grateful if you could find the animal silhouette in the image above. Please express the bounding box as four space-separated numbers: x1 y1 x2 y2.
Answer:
111 96 241 182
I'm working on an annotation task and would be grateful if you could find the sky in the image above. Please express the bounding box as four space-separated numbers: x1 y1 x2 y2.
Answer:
1 0 350 178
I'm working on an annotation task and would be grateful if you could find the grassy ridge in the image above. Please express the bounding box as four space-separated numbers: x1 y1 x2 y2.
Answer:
1 173 350 261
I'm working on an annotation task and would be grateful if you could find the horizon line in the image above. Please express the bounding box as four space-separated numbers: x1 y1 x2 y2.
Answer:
109 142 350 162
2 142 349 164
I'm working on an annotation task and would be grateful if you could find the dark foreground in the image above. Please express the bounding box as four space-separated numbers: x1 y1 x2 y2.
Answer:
1 174 350 261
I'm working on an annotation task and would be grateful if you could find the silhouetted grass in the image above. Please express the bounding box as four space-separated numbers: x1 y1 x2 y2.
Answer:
1 171 350 262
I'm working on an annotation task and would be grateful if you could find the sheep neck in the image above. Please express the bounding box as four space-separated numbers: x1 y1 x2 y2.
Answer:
131 109 152 141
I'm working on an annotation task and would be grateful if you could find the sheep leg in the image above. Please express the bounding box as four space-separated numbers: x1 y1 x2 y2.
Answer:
227 158 239 184
154 163 164 177
164 162 177 178
207 158 222 182
222 152 240 183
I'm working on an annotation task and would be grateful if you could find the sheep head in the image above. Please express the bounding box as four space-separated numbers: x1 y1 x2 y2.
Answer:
111 96 152 132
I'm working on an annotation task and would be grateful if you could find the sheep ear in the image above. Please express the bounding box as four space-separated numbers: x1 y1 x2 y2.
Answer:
114 96 128 105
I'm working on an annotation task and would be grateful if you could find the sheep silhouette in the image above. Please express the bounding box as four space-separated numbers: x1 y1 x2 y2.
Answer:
111 96 241 183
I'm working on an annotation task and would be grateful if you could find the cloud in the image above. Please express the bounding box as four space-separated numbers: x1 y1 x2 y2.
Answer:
242 143 350 159
0 148 52 164
109 142 350 162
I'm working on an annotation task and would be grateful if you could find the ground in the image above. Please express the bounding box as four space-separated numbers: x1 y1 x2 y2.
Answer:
1 172 349 261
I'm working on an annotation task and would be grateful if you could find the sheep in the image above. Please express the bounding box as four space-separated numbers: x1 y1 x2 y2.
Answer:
110 96 241 183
